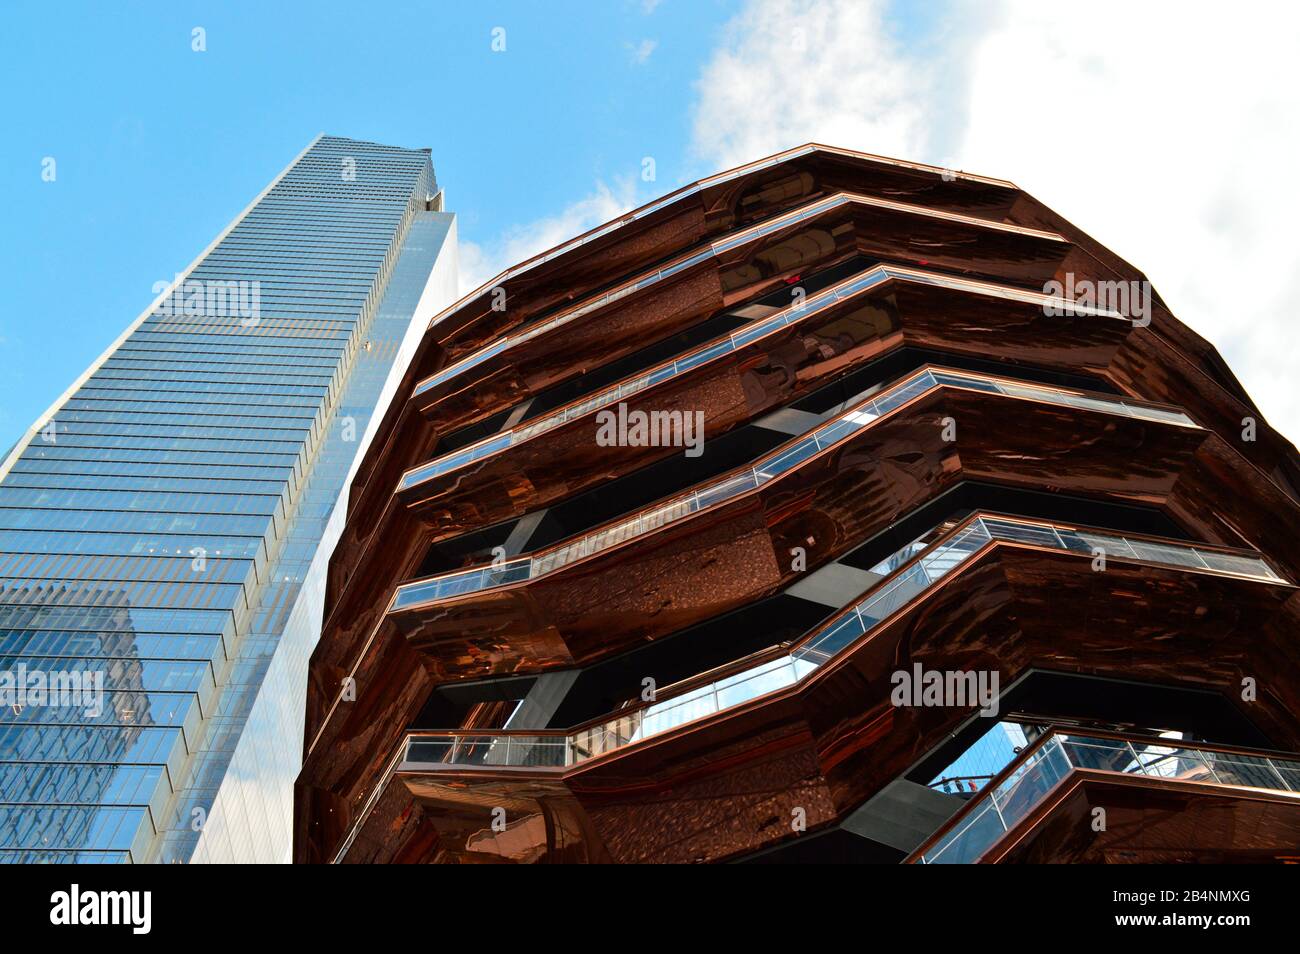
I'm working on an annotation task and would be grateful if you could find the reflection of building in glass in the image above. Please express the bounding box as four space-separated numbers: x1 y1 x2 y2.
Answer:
928 722 1028 796
0 136 457 862
297 145 1300 864
0 586 155 862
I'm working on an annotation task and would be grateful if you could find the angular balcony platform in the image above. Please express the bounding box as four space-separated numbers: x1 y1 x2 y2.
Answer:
296 143 1300 867
384 369 1227 677
427 146 1031 362
397 269 1131 534
413 196 1073 431
320 521 1298 863
910 729 1300 863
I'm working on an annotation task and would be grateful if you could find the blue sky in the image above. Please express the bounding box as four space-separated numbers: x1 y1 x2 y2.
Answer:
0 0 758 448
4 0 1299 448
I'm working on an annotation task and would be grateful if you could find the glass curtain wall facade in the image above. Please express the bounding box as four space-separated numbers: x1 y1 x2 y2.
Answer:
0 134 457 863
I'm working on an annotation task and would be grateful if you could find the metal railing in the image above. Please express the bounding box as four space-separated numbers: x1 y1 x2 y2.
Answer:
389 368 1197 612
397 514 1282 769
915 730 1300 864
930 774 996 796
433 143 1021 336
412 194 855 399
399 264 1126 491
412 195 1068 401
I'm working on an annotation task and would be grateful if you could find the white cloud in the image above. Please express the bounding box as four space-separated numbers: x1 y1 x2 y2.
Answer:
458 180 640 296
690 0 1300 444
690 0 937 171
957 0 1300 446
627 38 658 65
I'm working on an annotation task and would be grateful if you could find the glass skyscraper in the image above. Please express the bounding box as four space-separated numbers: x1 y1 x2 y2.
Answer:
0 134 458 862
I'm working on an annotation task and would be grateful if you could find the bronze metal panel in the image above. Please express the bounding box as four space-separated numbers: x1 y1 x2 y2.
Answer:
390 389 1248 676
297 144 1300 866
416 197 1071 430
986 774 1300 863
399 290 1127 530
300 386 1300 845
332 146 1294 615
328 284 1135 692
313 550 1300 863
433 150 1027 361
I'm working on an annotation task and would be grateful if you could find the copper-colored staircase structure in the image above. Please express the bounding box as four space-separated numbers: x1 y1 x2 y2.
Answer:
294 145 1300 864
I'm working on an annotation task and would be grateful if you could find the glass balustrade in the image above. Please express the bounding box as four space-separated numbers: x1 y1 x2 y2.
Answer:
918 732 1300 863
397 515 1283 771
443 144 1021 326
390 367 1199 610
405 734 569 769
402 266 1127 491
413 194 855 399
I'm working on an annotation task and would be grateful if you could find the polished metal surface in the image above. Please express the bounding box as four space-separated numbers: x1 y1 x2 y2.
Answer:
334 549 1300 862
911 728 1300 863
295 143 1300 865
